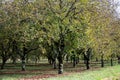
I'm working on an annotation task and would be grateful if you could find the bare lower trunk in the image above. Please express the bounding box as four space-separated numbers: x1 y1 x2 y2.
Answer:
58 56 63 74
12 58 16 64
21 56 26 71
48 58 52 65
86 59 90 69
58 63 63 74
76 57 79 64
101 54 104 67
96 58 98 62
53 59 57 69
66 55 69 63
110 58 113 66
1 59 7 69
84 53 90 69
73 55 76 68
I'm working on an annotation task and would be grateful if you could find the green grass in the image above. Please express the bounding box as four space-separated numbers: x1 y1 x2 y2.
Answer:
44 65 120 80
0 74 33 80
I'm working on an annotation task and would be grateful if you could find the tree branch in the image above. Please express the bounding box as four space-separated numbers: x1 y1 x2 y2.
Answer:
62 0 77 21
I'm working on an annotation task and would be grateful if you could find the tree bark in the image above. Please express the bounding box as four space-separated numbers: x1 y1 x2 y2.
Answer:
21 56 26 71
86 59 90 69
73 55 76 68
84 54 90 69
21 46 27 71
1 58 7 69
48 58 52 65
118 57 120 64
110 58 113 66
12 57 16 64
96 58 98 62
66 55 69 63
76 57 79 64
57 27 65 74
53 59 57 69
101 54 104 67
58 56 63 74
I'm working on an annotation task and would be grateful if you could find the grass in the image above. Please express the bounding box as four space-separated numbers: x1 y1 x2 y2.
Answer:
0 74 32 80
44 65 120 80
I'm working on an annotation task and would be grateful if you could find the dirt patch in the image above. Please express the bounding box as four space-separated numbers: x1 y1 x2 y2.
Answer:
19 73 70 80
19 68 101 80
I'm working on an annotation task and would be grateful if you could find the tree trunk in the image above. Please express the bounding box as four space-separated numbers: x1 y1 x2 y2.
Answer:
1 58 7 69
58 56 63 74
53 59 57 69
96 58 98 62
83 48 91 70
110 58 113 66
76 57 79 64
57 30 65 74
12 57 16 64
86 59 90 69
21 56 26 71
101 54 104 67
73 55 76 68
48 58 52 64
66 55 69 63
84 55 90 69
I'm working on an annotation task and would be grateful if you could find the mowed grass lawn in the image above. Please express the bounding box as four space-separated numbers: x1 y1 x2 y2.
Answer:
45 65 120 80
0 61 120 80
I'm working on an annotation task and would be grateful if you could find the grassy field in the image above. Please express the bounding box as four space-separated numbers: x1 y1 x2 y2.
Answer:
45 65 120 80
0 60 119 80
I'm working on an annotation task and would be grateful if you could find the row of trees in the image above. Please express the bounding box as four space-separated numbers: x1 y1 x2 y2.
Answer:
0 0 120 74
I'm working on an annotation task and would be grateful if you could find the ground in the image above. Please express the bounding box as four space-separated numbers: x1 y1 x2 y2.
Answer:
0 60 119 80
